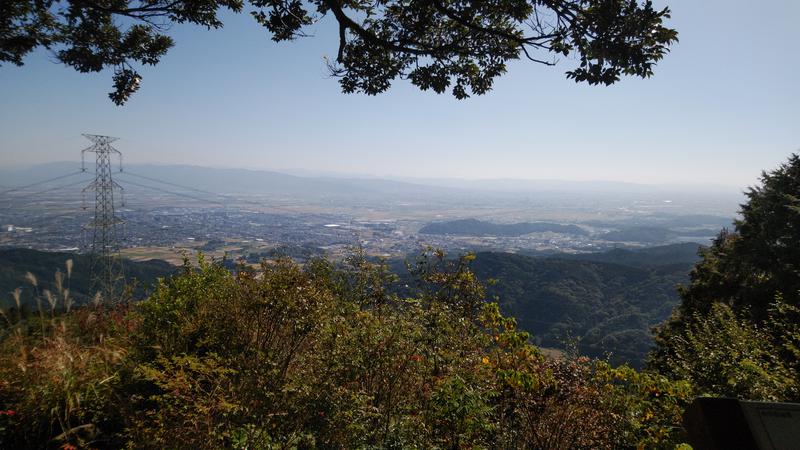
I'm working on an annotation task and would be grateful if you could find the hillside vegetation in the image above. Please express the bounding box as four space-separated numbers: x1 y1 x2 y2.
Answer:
0 252 691 449
3 244 694 369
1 243 697 369
553 242 700 267
469 243 700 367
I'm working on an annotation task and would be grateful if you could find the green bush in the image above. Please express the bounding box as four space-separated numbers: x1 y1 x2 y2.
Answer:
1 251 692 449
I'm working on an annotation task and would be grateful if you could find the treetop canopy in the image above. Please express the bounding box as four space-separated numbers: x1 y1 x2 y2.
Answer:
2 0 677 104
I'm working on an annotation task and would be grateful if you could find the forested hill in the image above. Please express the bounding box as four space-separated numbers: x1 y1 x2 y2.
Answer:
469 243 702 367
419 218 588 236
0 249 175 308
551 242 701 267
3 244 700 367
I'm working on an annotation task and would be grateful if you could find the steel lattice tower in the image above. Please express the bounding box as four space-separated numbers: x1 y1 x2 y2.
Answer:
81 134 125 303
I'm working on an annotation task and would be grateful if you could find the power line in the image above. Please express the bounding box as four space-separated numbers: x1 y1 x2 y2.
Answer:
0 178 93 211
118 170 298 213
0 171 85 197
118 177 227 206
121 171 225 199
6 177 92 200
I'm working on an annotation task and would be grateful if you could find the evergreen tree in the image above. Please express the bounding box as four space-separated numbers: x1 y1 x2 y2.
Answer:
650 154 800 401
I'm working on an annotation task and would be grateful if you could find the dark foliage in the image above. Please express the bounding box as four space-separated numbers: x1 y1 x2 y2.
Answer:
467 246 698 367
2 0 676 103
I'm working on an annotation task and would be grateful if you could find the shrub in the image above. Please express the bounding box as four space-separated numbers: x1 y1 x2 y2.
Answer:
1 251 693 448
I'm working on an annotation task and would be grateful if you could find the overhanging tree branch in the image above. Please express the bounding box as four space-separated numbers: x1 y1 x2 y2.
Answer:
1 0 677 102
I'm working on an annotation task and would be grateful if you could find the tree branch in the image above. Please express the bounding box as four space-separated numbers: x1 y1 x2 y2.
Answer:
429 0 558 48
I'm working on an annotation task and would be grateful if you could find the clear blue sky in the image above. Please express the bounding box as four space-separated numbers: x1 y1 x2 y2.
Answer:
0 0 797 187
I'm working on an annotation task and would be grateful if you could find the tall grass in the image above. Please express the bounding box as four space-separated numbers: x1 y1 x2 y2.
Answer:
1 258 130 449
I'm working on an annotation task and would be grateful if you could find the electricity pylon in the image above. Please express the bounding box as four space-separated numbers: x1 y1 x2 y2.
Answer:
81 134 125 304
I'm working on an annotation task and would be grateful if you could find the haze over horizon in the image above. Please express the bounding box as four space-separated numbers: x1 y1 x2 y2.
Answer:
1 0 798 187
3 159 749 194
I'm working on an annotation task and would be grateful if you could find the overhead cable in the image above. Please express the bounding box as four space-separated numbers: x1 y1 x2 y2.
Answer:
0 171 85 197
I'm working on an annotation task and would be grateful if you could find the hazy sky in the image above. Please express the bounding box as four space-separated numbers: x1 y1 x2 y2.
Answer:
1 0 797 186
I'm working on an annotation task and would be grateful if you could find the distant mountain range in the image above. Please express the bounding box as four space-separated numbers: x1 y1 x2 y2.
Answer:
419 218 588 237
0 162 743 211
0 161 453 199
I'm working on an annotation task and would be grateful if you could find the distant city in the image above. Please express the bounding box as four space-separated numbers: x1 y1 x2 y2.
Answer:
0 161 741 265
